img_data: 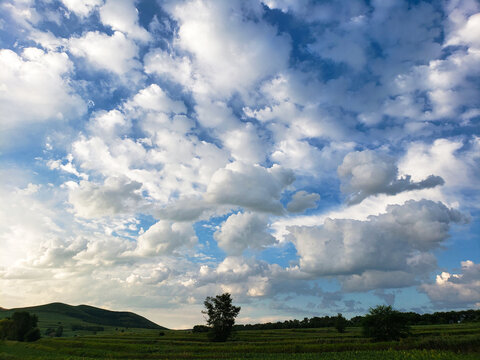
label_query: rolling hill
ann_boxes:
[0,302,167,332]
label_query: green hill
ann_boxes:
[0,302,167,334]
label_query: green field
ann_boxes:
[1,323,479,360]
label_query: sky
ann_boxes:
[0,0,479,329]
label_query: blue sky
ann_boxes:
[0,0,479,329]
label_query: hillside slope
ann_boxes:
[0,302,167,331]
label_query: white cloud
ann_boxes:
[60,0,102,18]
[99,0,151,42]
[287,199,467,277]
[68,177,145,218]
[193,96,238,130]
[385,26,480,123]
[69,31,140,74]
[206,162,295,214]
[134,220,197,256]
[28,30,66,51]
[341,270,417,292]
[0,182,62,269]
[399,138,480,189]
[88,109,131,139]
[309,27,367,71]
[338,150,444,204]
[47,155,87,179]
[0,48,86,130]
[154,197,213,222]
[129,84,186,114]
[214,212,276,255]
[144,49,193,87]
[197,256,274,299]
[421,260,480,308]
[1,0,41,28]
[72,136,146,177]
[287,191,320,213]
[165,0,291,96]
[220,122,267,164]
[446,12,480,48]
[70,97,230,206]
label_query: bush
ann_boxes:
[362,305,410,341]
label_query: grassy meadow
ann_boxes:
[1,322,479,360]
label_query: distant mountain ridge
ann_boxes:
[0,302,166,330]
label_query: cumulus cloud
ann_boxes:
[60,0,102,18]
[87,109,131,138]
[421,260,480,308]
[446,12,480,49]
[99,0,151,42]
[154,197,212,222]
[163,0,291,96]
[129,84,186,114]
[67,177,145,218]
[134,220,197,256]
[220,122,268,164]
[338,150,444,204]
[206,162,295,214]
[287,199,467,278]
[287,191,320,213]
[72,136,146,178]
[0,48,86,130]
[197,256,274,298]
[341,270,417,293]
[214,212,276,255]
[144,49,193,87]
[0,182,62,270]
[47,155,87,179]
[69,31,140,74]
[399,138,480,189]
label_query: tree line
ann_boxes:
[195,293,480,343]
[232,308,480,331]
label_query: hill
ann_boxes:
[0,302,167,332]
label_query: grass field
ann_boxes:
[1,323,479,359]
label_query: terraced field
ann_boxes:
[1,323,479,359]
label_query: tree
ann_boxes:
[0,312,40,342]
[334,313,347,333]
[362,305,410,341]
[202,293,241,342]
[12,311,39,341]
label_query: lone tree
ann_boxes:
[362,305,410,341]
[202,293,240,342]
